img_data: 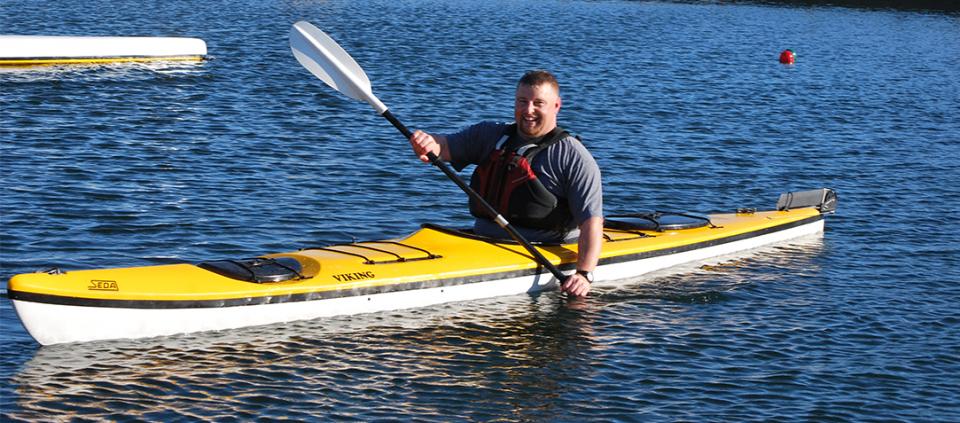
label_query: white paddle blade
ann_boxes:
[290,21,387,113]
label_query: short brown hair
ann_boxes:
[518,70,559,94]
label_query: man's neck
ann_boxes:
[517,125,558,142]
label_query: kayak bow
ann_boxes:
[7,189,836,345]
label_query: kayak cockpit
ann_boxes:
[198,257,306,283]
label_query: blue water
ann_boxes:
[2,0,959,420]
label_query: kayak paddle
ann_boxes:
[289,20,567,283]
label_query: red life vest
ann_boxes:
[468,124,574,231]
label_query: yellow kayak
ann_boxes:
[8,189,836,345]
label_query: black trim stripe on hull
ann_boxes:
[8,215,823,310]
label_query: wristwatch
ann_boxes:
[576,269,594,283]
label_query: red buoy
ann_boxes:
[779,49,795,64]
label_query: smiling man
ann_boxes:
[408,70,603,297]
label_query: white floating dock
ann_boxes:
[0,35,207,66]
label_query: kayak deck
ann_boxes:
[9,208,822,306]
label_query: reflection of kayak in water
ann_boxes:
[0,35,206,67]
[8,189,836,346]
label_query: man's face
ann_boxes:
[514,83,561,138]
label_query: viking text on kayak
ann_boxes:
[332,271,375,282]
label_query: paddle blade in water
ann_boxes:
[290,21,386,113]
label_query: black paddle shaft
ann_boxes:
[380,109,567,282]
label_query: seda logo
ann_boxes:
[88,280,119,291]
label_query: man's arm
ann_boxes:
[562,216,603,297]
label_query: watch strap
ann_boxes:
[576,269,594,283]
